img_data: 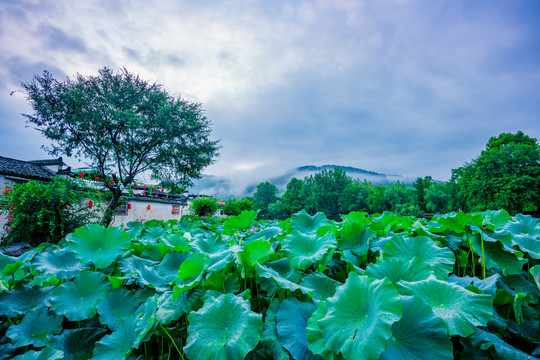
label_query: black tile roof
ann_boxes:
[0,156,56,181]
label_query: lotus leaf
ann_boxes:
[52,327,108,360]
[256,260,312,296]
[156,251,190,282]
[173,252,209,299]
[6,307,62,347]
[503,214,540,259]
[366,257,435,284]
[383,234,455,279]
[10,347,64,360]
[67,224,131,269]
[96,288,140,330]
[469,237,526,276]
[306,301,336,359]
[140,226,171,244]
[283,230,337,270]
[379,296,453,360]
[469,328,535,360]
[160,233,191,251]
[156,287,203,325]
[184,293,263,360]
[398,276,493,337]
[258,299,291,360]
[224,210,258,230]
[337,222,374,256]
[204,271,240,293]
[0,285,53,316]
[276,297,318,360]
[341,211,371,225]
[236,238,274,276]
[446,274,500,299]
[291,210,331,235]
[51,271,111,321]
[317,273,402,360]
[298,272,341,303]
[32,248,88,280]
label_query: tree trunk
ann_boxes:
[101,188,122,227]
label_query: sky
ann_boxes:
[1,0,539,185]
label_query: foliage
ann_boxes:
[425,182,452,213]
[223,198,253,216]
[413,176,433,212]
[0,177,101,247]
[302,168,351,219]
[189,197,218,217]
[451,131,540,213]
[20,67,220,226]
[253,182,278,219]
[0,209,538,359]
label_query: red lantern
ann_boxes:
[147,204,151,210]
[88,200,94,208]
[128,203,132,209]
[153,187,157,191]
[134,184,138,188]
[110,179,114,184]
[143,185,147,190]
[94,177,99,181]
[173,207,177,212]
[161,188,165,192]
[79,172,85,178]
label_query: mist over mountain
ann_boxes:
[188,165,417,199]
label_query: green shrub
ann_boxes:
[190,197,218,217]
[0,176,101,247]
[223,198,254,216]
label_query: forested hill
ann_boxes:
[189,164,416,198]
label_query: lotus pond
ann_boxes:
[0,209,539,359]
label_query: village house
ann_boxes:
[0,155,193,239]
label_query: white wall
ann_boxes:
[109,198,189,227]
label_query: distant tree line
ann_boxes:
[238,131,540,220]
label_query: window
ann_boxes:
[172,205,180,215]
[115,201,129,216]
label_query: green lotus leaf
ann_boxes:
[306,301,337,359]
[340,249,365,275]
[172,252,209,299]
[469,328,535,360]
[67,224,131,269]
[236,238,274,276]
[283,230,337,270]
[530,264,540,290]
[51,271,111,321]
[469,236,526,276]
[204,271,240,293]
[184,293,263,360]
[139,244,169,261]
[118,254,158,275]
[379,296,453,360]
[246,226,282,244]
[96,288,140,330]
[156,251,190,282]
[256,260,312,296]
[126,221,144,240]
[134,264,168,292]
[139,226,171,244]
[436,211,483,234]
[290,210,331,235]
[6,307,62,348]
[366,257,435,284]
[341,211,371,225]
[503,214,540,259]
[52,327,108,360]
[318,273,402,360]
[93,295,157,359]
[298,272,341,303]
[160,233,191,252]
[32,248,88,280]
[497,274,540,299]
[259,299,290,360]
[276,297,318,360]
[370,212,414,236]
[446,274,500,299]
[0,285,53,316]
[10,347,64,360]
[337,222,374,256]
[398,276,493,337]
[224,210,258,230]
[483,209,513,228]
[0,252,17,272]
[191,233,232,268]
[383,234,455,279]
[156,287,203,325]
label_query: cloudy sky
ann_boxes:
[1,0,539,184]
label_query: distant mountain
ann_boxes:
[188,164,416,198]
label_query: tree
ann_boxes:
[424,182,452,213]
[302,168,351,219]
[253,182,278,218]
[282,178,304,216]
[190,197,218,217]
[0,177,101,246]
[223,198,254,216]
[20,67,220,226]
[451,131,540,213]
[413,176,433,211]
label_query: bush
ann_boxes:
[223,198,254,216]
[190,197,218,217]
[0,176,101,247]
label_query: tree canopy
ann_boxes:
[451,131,540,213]
[21,67,220,225]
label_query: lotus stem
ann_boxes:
[159,322,185,360]
[480,229,486,279]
